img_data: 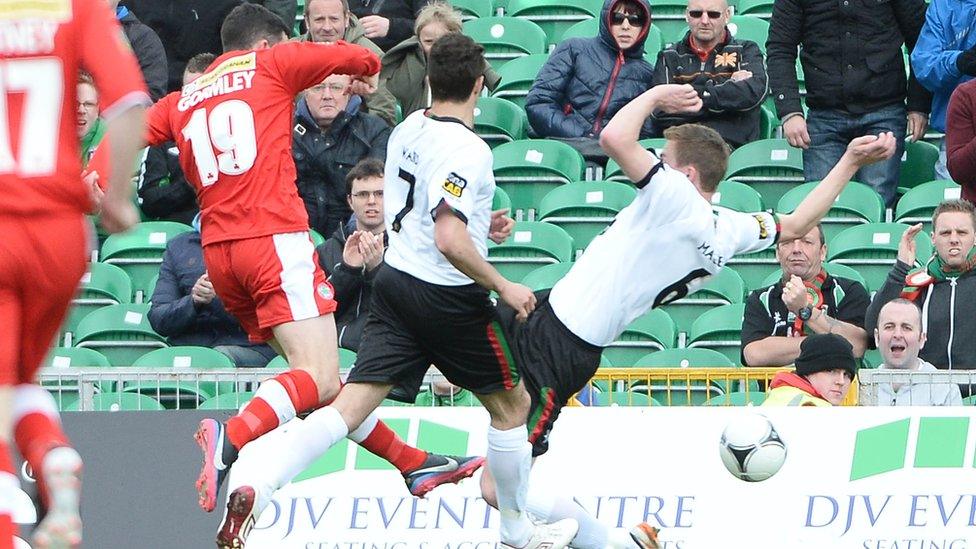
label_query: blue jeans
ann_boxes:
[214,344,277,368]
[804,104,906,207]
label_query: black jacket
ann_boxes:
[766,0,932,118]
[866,260,976,370]
[525,0,654,139]
[119,9,168,101]
[148,231,274,356]
[316,218,384,352]
[651,31,767,149]
[138,143,198,226]
[347,0,428,52]
[293,97,390,237]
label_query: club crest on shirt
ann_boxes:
[442,172,467,198]
[753,214,770,240]
[317,283,333,300]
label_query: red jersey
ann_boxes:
[0,0,149,216]
[146,41,381,246]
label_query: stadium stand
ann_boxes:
[538,180,636,253]
[491,138,586,219]
[487,220,575,282]
[776,181,885,243]
[462,16,548,70]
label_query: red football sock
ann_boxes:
[358,420,428,474]
[225,369,319,450]
[13,412,69,508]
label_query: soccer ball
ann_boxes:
[718,413,787,482]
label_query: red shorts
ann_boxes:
[204,232,337,343]
[0,215,89,385]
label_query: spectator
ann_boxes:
[650,0,766,149]
[137,53,213,225]
[525,0,654,143]
[873,299,962,406]
[78,72,104,169]
[380,1,499,119]
[865,200,976,379]
[148,215,277,368]
[298,0,397,126]
[946,79,976,203]
[741,225,870,367]
[762,333,856,406]
[347,0,428,52]
[315,158,386,351]
[294,74,391,237]
[766,0,931,207]
[124,0,243,92]
[110,0,168,101]
[910,0,976,180]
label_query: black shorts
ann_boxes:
[348,265,520,401]
[497,290,603,457]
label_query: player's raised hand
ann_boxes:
[897,223,924,266]
[498,281,536,322]
[99,189,139,234]
[844,132,897,167]
[650,84,702,114]
[350,74,378,96]
[488,209,515,244]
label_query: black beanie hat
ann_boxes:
[794,333,857,379]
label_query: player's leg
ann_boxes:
[0,386,18,549]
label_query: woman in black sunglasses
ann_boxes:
[525,0,656,145]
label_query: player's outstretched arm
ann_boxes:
[599,84,702,183]
[100,106,147,234]
[434,211,536,321]
[778,132,896,242]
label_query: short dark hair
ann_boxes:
[185,53,216,75]
[345,157,385,195]
[932,198,976,232]
[427,33,486,104]
[662,124,730,192]
[221,4,290,52]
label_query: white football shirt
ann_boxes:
[549,153,779,347]
[383,110,495,286]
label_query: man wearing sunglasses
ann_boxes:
[526,0,655,145]
[649,0,767,149]
[767,0,930,208]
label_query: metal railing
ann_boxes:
[857,369,976,406]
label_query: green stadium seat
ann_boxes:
[538,180,636,253]
[64,392,165,412]
[267,348,357,370]
[662,267,745,335]
[776,181,884,243]
[898,140,940,195]
[759,103,777,139]
[493,186,513,211]
[492,139,586,219]
[703,390,767,406]
[463,17,548,71]
[605,138,668,182]
[726,15,769,53]
[42,347,112,410]
[74,304,167,366]
[488,221,574,282]
[602,309,677,367]
[490,54,549,109]
[726,246,780,292]
[725,138,805,209]
[451,0,495,20]
[735,0,775,18]
[61,262,132,346]
[146,274,159,301]
[198,391,255,410]
[962,395,976,406]
[894,180,962,233]
[505,0,602,46]
[649,0,694,43]
[475,96,529,149]
[558,18,665,65]
[760,261,870,294]
[826,223,933,292]
[862,348,883,369]
[100,221,193,302]
[310,229,326,247]
[711,180,764,212]
[124,346,236,408]
[687,303,745,365]
[590,391,657,406]
[415,388,483,407]
[631,348,737,405]
[521,262,573,291]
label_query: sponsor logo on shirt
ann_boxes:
[753,214,770,240]
[0,0,70,21]
[178,52,257,111]
[442,172,467,198]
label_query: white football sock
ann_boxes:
[268,406,349,490]
[526,493,609,549]
[487,424,533,546]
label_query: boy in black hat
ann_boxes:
[762,333,857,406]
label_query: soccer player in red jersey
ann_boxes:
[136,4,482,522]
[0,0,150,547]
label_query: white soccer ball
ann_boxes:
[719,413,787,482]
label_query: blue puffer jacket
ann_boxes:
[910,0,976,132]
[525,0,654,138]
